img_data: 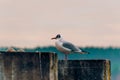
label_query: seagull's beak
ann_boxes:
[51,37,56,40]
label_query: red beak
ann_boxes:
[51,37,56,40]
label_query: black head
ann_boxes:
[51,34,61,40]
[56,34,61,38]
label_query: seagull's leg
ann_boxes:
[65,54,68,61]
[64,54,68,67]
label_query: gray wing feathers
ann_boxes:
[62,42,80,52]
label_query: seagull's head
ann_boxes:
[51,34,61,40]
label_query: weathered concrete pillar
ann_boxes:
[0,52,58,80]
[58,60,111,80]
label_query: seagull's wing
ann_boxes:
[62,42,81,52]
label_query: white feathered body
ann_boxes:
[55,38,83,54]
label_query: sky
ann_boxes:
[0,0,120,47]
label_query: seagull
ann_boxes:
[51,34,89,60]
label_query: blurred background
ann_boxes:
[0,0,120,80]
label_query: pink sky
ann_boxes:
[0,0,120,47]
